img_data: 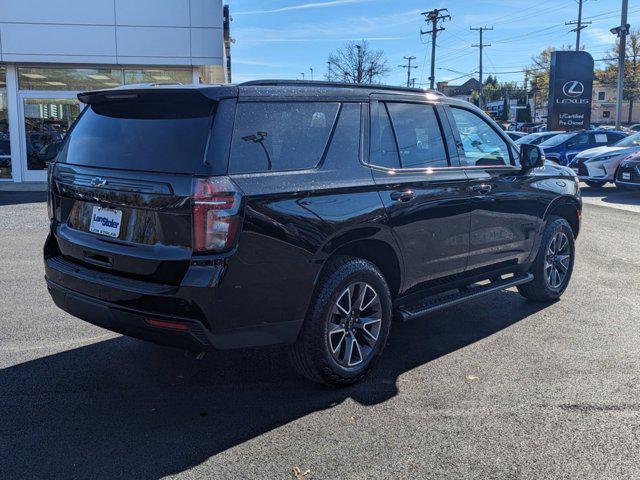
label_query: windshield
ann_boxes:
[515,133,541,145]
[614,132,640,147]
[540,132,574,147]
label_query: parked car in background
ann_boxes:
[615,151,640,189]
[506,131,526,141]
[568,132,640,187]
[515,131,563,146]
[539,129,627,166]
[627,124,640,132]
[44,81,581,386]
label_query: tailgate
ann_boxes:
[51,164,194,284]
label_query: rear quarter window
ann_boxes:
[229,102,339,173]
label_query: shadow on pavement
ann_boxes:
[580,184,640,207]
[1,290,548,479]
[0,191,47,206]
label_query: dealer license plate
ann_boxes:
[89,206,122,238]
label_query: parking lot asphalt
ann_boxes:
[1,185,639,480]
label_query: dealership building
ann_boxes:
[0,0,229,185]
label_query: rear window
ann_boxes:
[229,102,339,173]
[58,96,214,173]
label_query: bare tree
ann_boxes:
[326,40,390,84]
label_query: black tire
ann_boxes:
[290,256,392,386]
[585,180,606,188]
[518,216,575,302]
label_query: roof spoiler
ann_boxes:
[78,84,238,104]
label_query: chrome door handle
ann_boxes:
[390,190,415,202]
[470,184,492,194]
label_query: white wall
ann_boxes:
[0,0,224,67]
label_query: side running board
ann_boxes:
[396,273,534,322]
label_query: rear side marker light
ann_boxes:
[145,318,189,331]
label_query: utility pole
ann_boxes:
[613,0,629,129]
[566,0,591,51]
[399,56,418,88]
[471,26,493,109]
[420,8,450,90]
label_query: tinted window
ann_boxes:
[606,132,624,144]
[569,133,590,146]
[375,103,401,169]
[323,103,361,167]
[59,97,214,173]
[386,103,448,168]
[450,107,511,166]
[230,102,339,173]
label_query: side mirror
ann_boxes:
[520,143,545,170]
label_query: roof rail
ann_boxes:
[239,79,445,96]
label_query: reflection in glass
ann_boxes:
[198,65,225,84]
[0,66,10,178]
[18,67,123,91]
[124,68,193,85]
[24,98,80,170]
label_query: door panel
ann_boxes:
[464,169,541,269]
[373,169,470,289]
[369,98,470,290]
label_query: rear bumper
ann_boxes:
[47,278,215,351]
[44,253,304,351]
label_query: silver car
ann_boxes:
[568,132,640,187]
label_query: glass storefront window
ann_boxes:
[124,68,192,85]
[198,65,225,84]
[0,66,10,179]
[24,98,81,171]
[18,67,123,91]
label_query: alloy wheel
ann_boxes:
[545,231,571,290]
[327,282,382,368]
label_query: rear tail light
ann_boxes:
[192,176,243,253]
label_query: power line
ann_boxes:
[471,26,493,109]
[420,8,451,89]
[398,55,418,88]
[566,0,591,50]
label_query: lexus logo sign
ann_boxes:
[562,81,585,97]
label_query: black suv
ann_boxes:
[44,81,581,386]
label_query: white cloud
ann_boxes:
[234,9,421,44]
[587,27,616,47]
[235,0,372,15]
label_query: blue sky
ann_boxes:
[226,0,640,87]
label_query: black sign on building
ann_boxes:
[547,51,594,131]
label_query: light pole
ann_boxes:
[309,67,314,80]
[300,72,305,80]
